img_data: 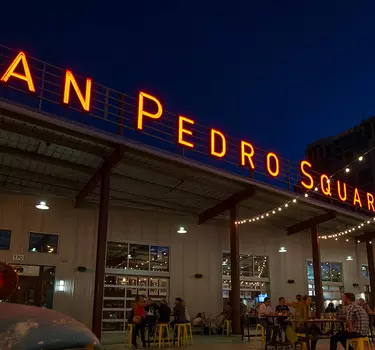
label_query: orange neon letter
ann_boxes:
[353,188,363,207]
[0,51,35,92]
[320,174,332,196]
[63,70,92,112]
[367,192,375,212]
[137,91,163,130]
[240,141,255,170]
[178,116,194,148]
[300,160,314,190]
[266,152,280,177]
[210,129,226,158]
[337,180,347,202]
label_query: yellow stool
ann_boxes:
[223,320,232,336]
[296,333,308,350]
[256,324,265,344]
[346,337,371,350]
[185,323,193,344]
[125,323,134,348]
[174,323,191,347]
[154,323,171,348]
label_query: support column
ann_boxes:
[230,206,240,334]
[311,225,323,319]
[92,166,111,339]
[366,241,375,309]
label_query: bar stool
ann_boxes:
[256,323,265,344]
[125,323,134,347]
[346,337,371,350]
[154,323,171,348]
[223,320,232,336]
[185,323,193,344]
[174,323,190,347]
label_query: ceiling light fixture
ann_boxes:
[279,246,287,253]
[36,201,49,210]
[177,226,187,235]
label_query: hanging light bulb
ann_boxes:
[345,168,350,173]
[359,156,364,161]
[305,193,308,197]
[293,199,297,203]
[314,187,318,191]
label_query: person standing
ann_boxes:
[132,295,147,349]
[330,293,369,350]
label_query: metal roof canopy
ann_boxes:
[0,100,372,238]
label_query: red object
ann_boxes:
[0,262,19,299]
[134,304,146,319]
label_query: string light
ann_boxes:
[319,217,375,239]
[235,147,375,240]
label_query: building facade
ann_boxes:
[0,192,367,334]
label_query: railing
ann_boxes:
[0,44,372,217]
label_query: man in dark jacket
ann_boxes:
[170,297,187,329]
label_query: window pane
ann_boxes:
[29,232,58,254]
[240,254,253,277]
[103,299,125,309]
[222,252,231,276]
[307,260,314,280]
[254,256,269,278]
[103,311,125,320]
[362,265,369,279]
[105,275,128,286]
[129,244,149,271]
[321,262,330,282]
[0,230,11,250]
[330,263,342,282]
[104,287,125,298]
[106,242,128,269]
[150,246,169,272]
[102,321,124,332]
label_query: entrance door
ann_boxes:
[10,265,55,309]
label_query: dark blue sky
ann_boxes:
[2,1,375,161]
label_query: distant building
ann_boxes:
[306,117,375,195]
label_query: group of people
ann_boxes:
[257,293,370,350]
[129,295,190,349]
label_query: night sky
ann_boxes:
[2,1,375,162]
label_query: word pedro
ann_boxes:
[1,51,374,213]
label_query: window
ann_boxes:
[223,253,269,278]
[362,264,369,279]
[28,232,58,254]
[106,242,170,272]
[0,230,11,250]
[128,244,149,271]
[150,246,169,272]
[307,260,343,282]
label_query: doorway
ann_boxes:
[10,265,55,309]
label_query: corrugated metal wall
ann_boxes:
[0,192,364,330]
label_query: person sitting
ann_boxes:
[158,299,171,323]
[259,297,277,344]
[325,302,336,314]
[330,293,369,350]
[192,313,204,326]
[170,297,188,329]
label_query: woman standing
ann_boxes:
[132,295,147,349]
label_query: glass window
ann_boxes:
[104,287,125,298]
[222,252,231,276]
[321,262,331,281]
[103,299,125,309]
[128,244,149,271]
[103,310,125,320]
[106,242,128,269]
[362,265,369,279]
[105,275,128,286]
[307,260,314,280]
[240,254,253,277]
[254,256,269,278]
[0,230,11,250]
[330,262,342,282]
[28,232,58,254]
[150,246,169,272]
[102,322,125,332]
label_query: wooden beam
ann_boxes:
[311,226,323,318]
[229,206,241,334]
[92,165,110,339]
[287,210,336,236]
[198,186,255,224]
[366,241,375,309]
[356,231,375,242]
[74,146,124,208]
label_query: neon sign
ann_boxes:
[1,50,374,214]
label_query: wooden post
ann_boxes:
[92,165,111,339]
[311,225,323,318]
[230,206,241,334]
[366,240,375,309]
